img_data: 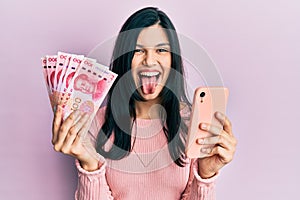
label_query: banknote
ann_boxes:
[41,57,51,95]
[58,54,84,107]
[42,52,116,119]
[45,55,57,93]
[63,59,117,119]
[46,55,57,109]
[52,52,71,103]
[63,58,97,118]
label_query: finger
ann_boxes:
[70,114,93,149]
[209,146,234,164]
[215,112,233,135]
[77,114,93,138]
[54,110,81,151]
[199,123,222,136]
[70,118,94,159]
[71,131,99,163]
[197,136,219,145]
[199,144,214,158]
[52,105,63,144]
[63,113,90,148]
[72,115,94,156]
[198,133,235,152]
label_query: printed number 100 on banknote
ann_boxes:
[63,59,117,119]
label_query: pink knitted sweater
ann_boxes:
[75,106,218,200]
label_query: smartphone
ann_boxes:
[185,87,229,158]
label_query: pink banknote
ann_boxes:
[46,55,57,109]
[52,52,72,104]
[58,54,84,107]
[55,52,72,91]
[41,57,51,95]
[45,55,57,92]
[63,59,117,119]
[42,52,116,118]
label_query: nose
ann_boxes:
[143,50,157,66]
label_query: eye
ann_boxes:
[157,48,169,53]
[134,49,144,54]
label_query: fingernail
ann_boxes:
[198,138,205,145]
[200,148,207,153]
[216,112,222,118]
[53,105,57,113]
[201,148,211,154]
[74,110,81,117]
[201,123,207,130]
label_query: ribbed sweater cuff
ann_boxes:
[75,159,106,180]
[192,160,219,184]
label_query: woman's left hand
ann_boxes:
[197,112,237,178]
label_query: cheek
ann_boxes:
[131,56,139,70]
[159,54,171,68]
[165,67,171,77]
[131,59,139,81]
[162,60,171,76]
[165,56,172,67]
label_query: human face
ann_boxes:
[131,24,171,101]
[74,77,95,94]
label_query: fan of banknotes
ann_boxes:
[41,52,118,119]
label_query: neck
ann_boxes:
[135,98,163,119]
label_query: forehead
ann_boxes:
[136,24,169,47]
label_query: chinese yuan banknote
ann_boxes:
[41,52,117,119]
[63,58,117,119]
[58,54,84,107]
[41,57,50,94]
[45,55,57,109]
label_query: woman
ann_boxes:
[52,7,237,200]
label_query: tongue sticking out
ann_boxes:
[141,76,157,94]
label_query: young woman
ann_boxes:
[52,7,237,200]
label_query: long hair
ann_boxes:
[96,7,191,167]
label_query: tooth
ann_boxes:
[140,72,159,77]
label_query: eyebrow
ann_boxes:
[136,43,170,48]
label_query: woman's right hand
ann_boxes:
[52,105,100,171]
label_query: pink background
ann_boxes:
[1,0,299,199]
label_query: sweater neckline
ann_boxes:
[134,117,164,128]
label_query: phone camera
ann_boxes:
[200,92,205,97]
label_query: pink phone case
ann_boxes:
[185,87,229,158]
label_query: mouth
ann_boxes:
[138,71,161,95]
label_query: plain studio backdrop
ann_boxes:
[0,0,299,199]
